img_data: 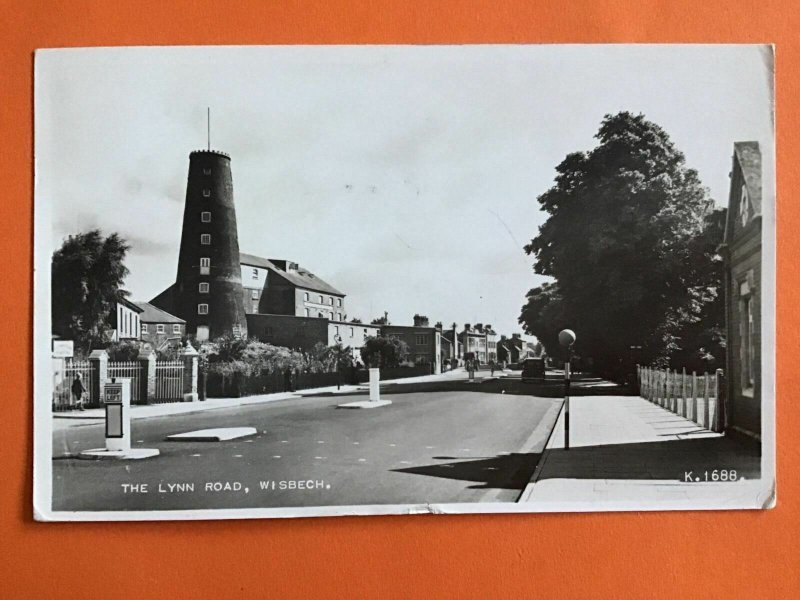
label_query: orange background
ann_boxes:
[1,1,798,598]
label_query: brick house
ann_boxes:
[720,141,763,440]
[239,253,347,321]
[380,315,442,374]
[133,301,186,350]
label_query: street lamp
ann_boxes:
[559,329,576,450]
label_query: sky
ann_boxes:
[35,45,774,339]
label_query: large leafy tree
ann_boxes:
[51,230,130,353]
[520,112,724,376]
[360,335,409,368]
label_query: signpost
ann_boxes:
[559,329,576,450]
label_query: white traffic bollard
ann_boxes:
[369,368,380,402]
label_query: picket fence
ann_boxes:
[637,365,725,433]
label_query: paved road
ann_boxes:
[52,375,562,512]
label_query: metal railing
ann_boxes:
[53,359,95,411]
[637,365,724,432]
[153,360,185,403]
[107,361,143,405]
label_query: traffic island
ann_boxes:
[337,400,392,409]
[78,448,160,460]
[337,367,392,408]
[165,427,258,442]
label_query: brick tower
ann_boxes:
[173,150,248,341]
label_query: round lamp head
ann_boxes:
[558,329,576,347]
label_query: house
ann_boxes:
[380,315,442,374]
[239,253,347,321]
[133,301,186,349]
[459,323,489,364]
[720,141,763,441]
[109,297,143,342]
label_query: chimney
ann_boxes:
[475,323,483,332]
[413,314,429,327]
[464,323,471,331]
[512,333,521,339]
[434,321,443,331]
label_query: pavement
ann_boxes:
[51,368,557,511]
[519,392,768,511]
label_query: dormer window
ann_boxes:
[739,183,751,227]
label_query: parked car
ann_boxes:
[521,357,545,382]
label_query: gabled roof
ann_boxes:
[735,141,762,216]
[239,252,344,296]
[132,301,185,324]
[723,141,762,245]
[117,296,144,313]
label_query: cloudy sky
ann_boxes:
[36,45,773,338]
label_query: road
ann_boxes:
[52,373,562,512]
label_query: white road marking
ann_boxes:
[389,444,396,447]
[314,456,325,460]
[281,440,288,443]
[234,454,243,458]
[484,467,498,471]
[399,461,411,465]
[272,455,281,459]
[358,458,366,462]
[191,454,201,457]
[353,442,360,445]
[498,451,511,455]
[461,449,471,452]
[317,441,325,444]
[245,440,254,443]
[425,446,434,449]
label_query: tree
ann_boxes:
[360,335,409,368]
[520,112,723,377]
[51,230,130,353]
[370,311,390,325]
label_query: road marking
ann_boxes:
[358,458,366,462]
[461,448,471,452]
[136,440,144,443]
[272,455,281,459]
[245,440,254,443]
[281,440,288,443]
[191,454,201,457]
[389,444,396,447]
[314,456,325,460]
[399,461,411,465]
[425,446,434,449]
[234,454,243,458]
[484,467,498,471]
[498,451,511,455]
[317,441,325,444]
[353,442,360,445]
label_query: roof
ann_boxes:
[132,301,185,324]
[239,252,344,296]
[117,296,144,313]
[734,141,762,216]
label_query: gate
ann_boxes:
[153,360,184,403]
[53,359,95,411]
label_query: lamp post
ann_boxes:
[559,329,576,450]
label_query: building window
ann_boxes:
[319,294,323,304]
[141,323,148,334]
[318,312,324,318]
[199,282,209,294]
[350,327,354,336]
[156,324,165,334]
[416,334,429,345]
[337,313,342,321]
[198,304,209,315]
[328,297,333,305]
[251,268,258,279]
[252,302,259,313]
[305,308,310,317]
[740,282,755,393]
[337,298,342,307]
[202,188,211,197]
[203,167,211,175]
[304,292,309,301]
[201,211,211,223]
[200,234,211,245]
[200,257,210,275]
[173,324,181,334]
[334,325,339,334]
[251,289,259,299]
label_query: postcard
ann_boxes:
[33,45,775,520]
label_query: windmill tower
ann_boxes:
[173,147,248,341]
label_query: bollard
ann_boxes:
[103,378,131,452]
[369,368,380,402]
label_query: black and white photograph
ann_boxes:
[33,44,775,520]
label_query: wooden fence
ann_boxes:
[637,365,725,433]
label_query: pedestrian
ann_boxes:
[490,359,495,376]
[71,372,86,411]
[284,366,294,393]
